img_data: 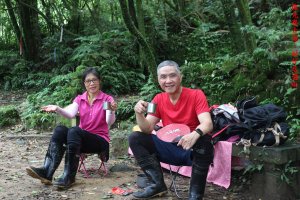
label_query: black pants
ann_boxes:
[51,125,109,156]
[128,132,213,167]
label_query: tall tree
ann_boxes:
[4,0,22,43]
[119,0,157,85]
[236,0,256,53]
[136,0,147,73]
[40,0,54,34]
[220,0,245,54]
[16,0,42,62]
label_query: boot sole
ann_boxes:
[53,181,75,190]
[26,167,52,185]
[132,190,168,199]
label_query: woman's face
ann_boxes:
[84,73,101,94]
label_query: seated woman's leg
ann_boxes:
[54,127,108,189]
[26,125,68,185]
[128,132,167,199]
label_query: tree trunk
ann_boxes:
[16,0,41,62]
[220,0,245,54]
[136,0,147,74]
[4,0,22,43]
[119,0,158,85]
[70,0,81,34]
[40,0,54,34]
[236,0,257,53]
[128,0,138,27]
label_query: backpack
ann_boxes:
[237,101,289,146]
[210,97,289,146]
[210,104,248,144]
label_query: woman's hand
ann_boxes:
[110,101,118,111]
[41,105,59,113]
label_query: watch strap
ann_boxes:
[195,128,204,137]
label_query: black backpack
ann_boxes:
[211,97,289,146]
[237,101,289,146]
[210,104,249,144]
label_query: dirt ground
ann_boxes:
[0,125,250,200]
[0,91,248,200]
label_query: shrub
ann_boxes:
[0,105,20,127]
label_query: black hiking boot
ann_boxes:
[132,154,167,199]
[53,145,80,190]
[26,142,65,185]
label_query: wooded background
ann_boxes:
[0,0,299,139]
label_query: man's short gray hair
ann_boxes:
[157,60,181,74]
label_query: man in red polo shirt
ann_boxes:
[129,60,214,200]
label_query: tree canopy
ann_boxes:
[0,0,299,138]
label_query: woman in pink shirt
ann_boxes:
[26,67,117,189]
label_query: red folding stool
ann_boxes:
[78,150,109,178]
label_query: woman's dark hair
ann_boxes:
[81,67,101,85]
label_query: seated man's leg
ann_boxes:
[151,134,193,166]
[128,132,167,199]
[189,135,214,200]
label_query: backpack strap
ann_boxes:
[266,122,287,146]
[252,132,265,146]
[236,138,251,155]
[212,125,230,139]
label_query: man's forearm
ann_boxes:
[193,121,213,136]
[136,113,152,134]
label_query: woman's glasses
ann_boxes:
[84,79,99,85]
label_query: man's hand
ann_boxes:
[134,100,148,114]
[41,105,58,112]
[177,131,200,150]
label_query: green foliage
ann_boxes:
[181,60,232,104]
[116,97,138,122]
[166,24,231,63]
[97,58,145,95]
[0,105,20,127]
[139,76,161,102]
[0,51,28,90]
[279,161,299,185]
[256,7,290,30]
[20,69,82,130]
[243,163,264,174]
[288,118,300,141]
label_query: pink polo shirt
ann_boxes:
[73,91,114,142]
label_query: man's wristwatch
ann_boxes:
[195,128,204,137]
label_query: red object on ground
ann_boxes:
[156,123,190,143]
[111,187,133,196]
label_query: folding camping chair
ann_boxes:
[165,164,191,199]
[78,150,109,178]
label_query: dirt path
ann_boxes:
[0,91,247,200]
[0,127,248,200]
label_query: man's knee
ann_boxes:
[192,135,214,165]
[128,131,143,146]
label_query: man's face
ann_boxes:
[158,65,182,94]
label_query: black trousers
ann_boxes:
[128,132,213,167]
[51,125,109,155]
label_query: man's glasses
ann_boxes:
[84,79,99,85]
